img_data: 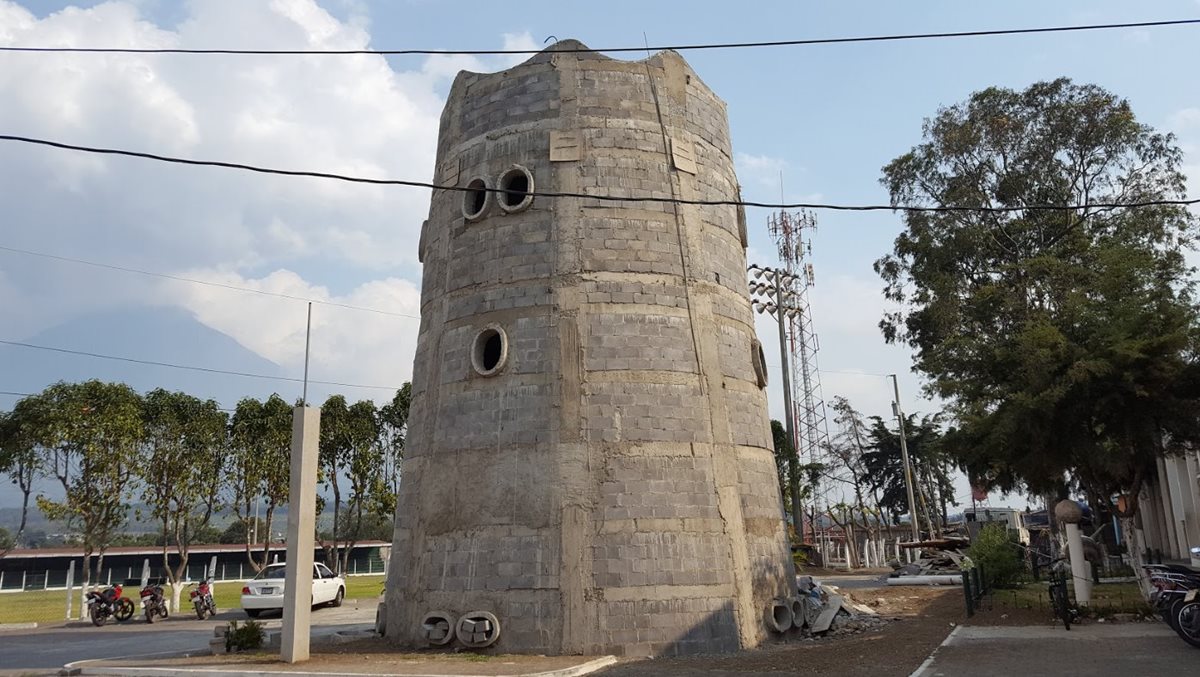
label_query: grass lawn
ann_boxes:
[0,588,70,624]
[0,575,386,625]
[992,581,1150,615]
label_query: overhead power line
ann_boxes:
[3,134,1196,214]
[0,18,1196,55]
[0,339,398,391]
[0,244,419,320]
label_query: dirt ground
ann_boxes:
[94,586,962,676]
[597,586,962,676]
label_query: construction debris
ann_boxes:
[795,577,887,638]
[887,537,971,585]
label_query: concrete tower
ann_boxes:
[386,40,795,657]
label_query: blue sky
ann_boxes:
[2,0,1198,510]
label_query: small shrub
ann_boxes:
[967,523,1023,588]
[225,619,265,652]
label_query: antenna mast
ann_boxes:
[767,208,831,544]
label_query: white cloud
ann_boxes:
[1169,107,1200,132]
[735,152,788,193]
[0,0,532,402]
[162,268,422,392]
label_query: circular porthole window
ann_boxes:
[471,325,508,376]
[497,165,534,213]
[751,339,768,389]
[461,177,490,222]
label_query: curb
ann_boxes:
[0,621,38,631]
[64,655,617,677]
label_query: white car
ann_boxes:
[240,562,345,617]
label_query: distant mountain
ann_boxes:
[0,305,286,410]
[0,306,289,508]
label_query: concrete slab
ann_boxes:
[911,623,1192,677]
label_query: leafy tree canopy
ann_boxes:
[876,78,1200,503]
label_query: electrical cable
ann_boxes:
[0,18,1195,55]
[0,244,419,320]
[0,339,399,391]
[3,134,1196,213]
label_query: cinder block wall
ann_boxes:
[386,40,794,658]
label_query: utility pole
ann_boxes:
[749,265,804,541]
[890,374,921,543]
[775,279,802,541]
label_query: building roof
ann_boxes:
[0,540,389,560]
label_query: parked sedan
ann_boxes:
[240,562,345,618]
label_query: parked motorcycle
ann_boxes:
[85,584,135,627]
[189,578,217,620]
[139,583,169,623]
[1145,558,1200,648]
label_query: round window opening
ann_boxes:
[462,177,489,221]
[472,326,508,376]
[498,165,534,213]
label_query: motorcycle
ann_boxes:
[189,578,217,620]
[139,583,169,623]
[85,584,135,627]
[1145,557,1200,648]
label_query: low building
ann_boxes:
[0,541,390,592]
[1136,453,1200,566]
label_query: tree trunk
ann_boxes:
[0,477,32,557]
[260,504,277,568]
[1119,515,1152,599]
[80,551,93,620]
[171,581,187,616]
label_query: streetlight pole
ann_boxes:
[890,374,921,543]
[749,265,804,542]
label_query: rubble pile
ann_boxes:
[796,576,887,638]
[887,537,970,584]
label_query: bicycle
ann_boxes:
[1047,569,1075,630]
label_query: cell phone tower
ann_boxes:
[767,209,832,542]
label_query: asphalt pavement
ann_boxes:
[0,602,376,676]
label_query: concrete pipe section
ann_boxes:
[456,611,501,648]
[766,599,793,633]
[886,575,963,586]
[421,610,456,646]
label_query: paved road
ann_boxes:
[0,602,376,675]
[913,623,1196,676]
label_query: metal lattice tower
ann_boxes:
[767,210,832,534]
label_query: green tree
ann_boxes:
[140,388,228,610]
[218,518,266,544]
[29,381,143,614]
[860,413,952,533]
[378,383,411,502]
[0,526,13,550]
[770,419,794,518]
[770,419,824,542]
[967,523,1022,587]
[227,395,293,572]
[320,396,392,574]
[876,79,1200,578]
[0,405,42,557]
